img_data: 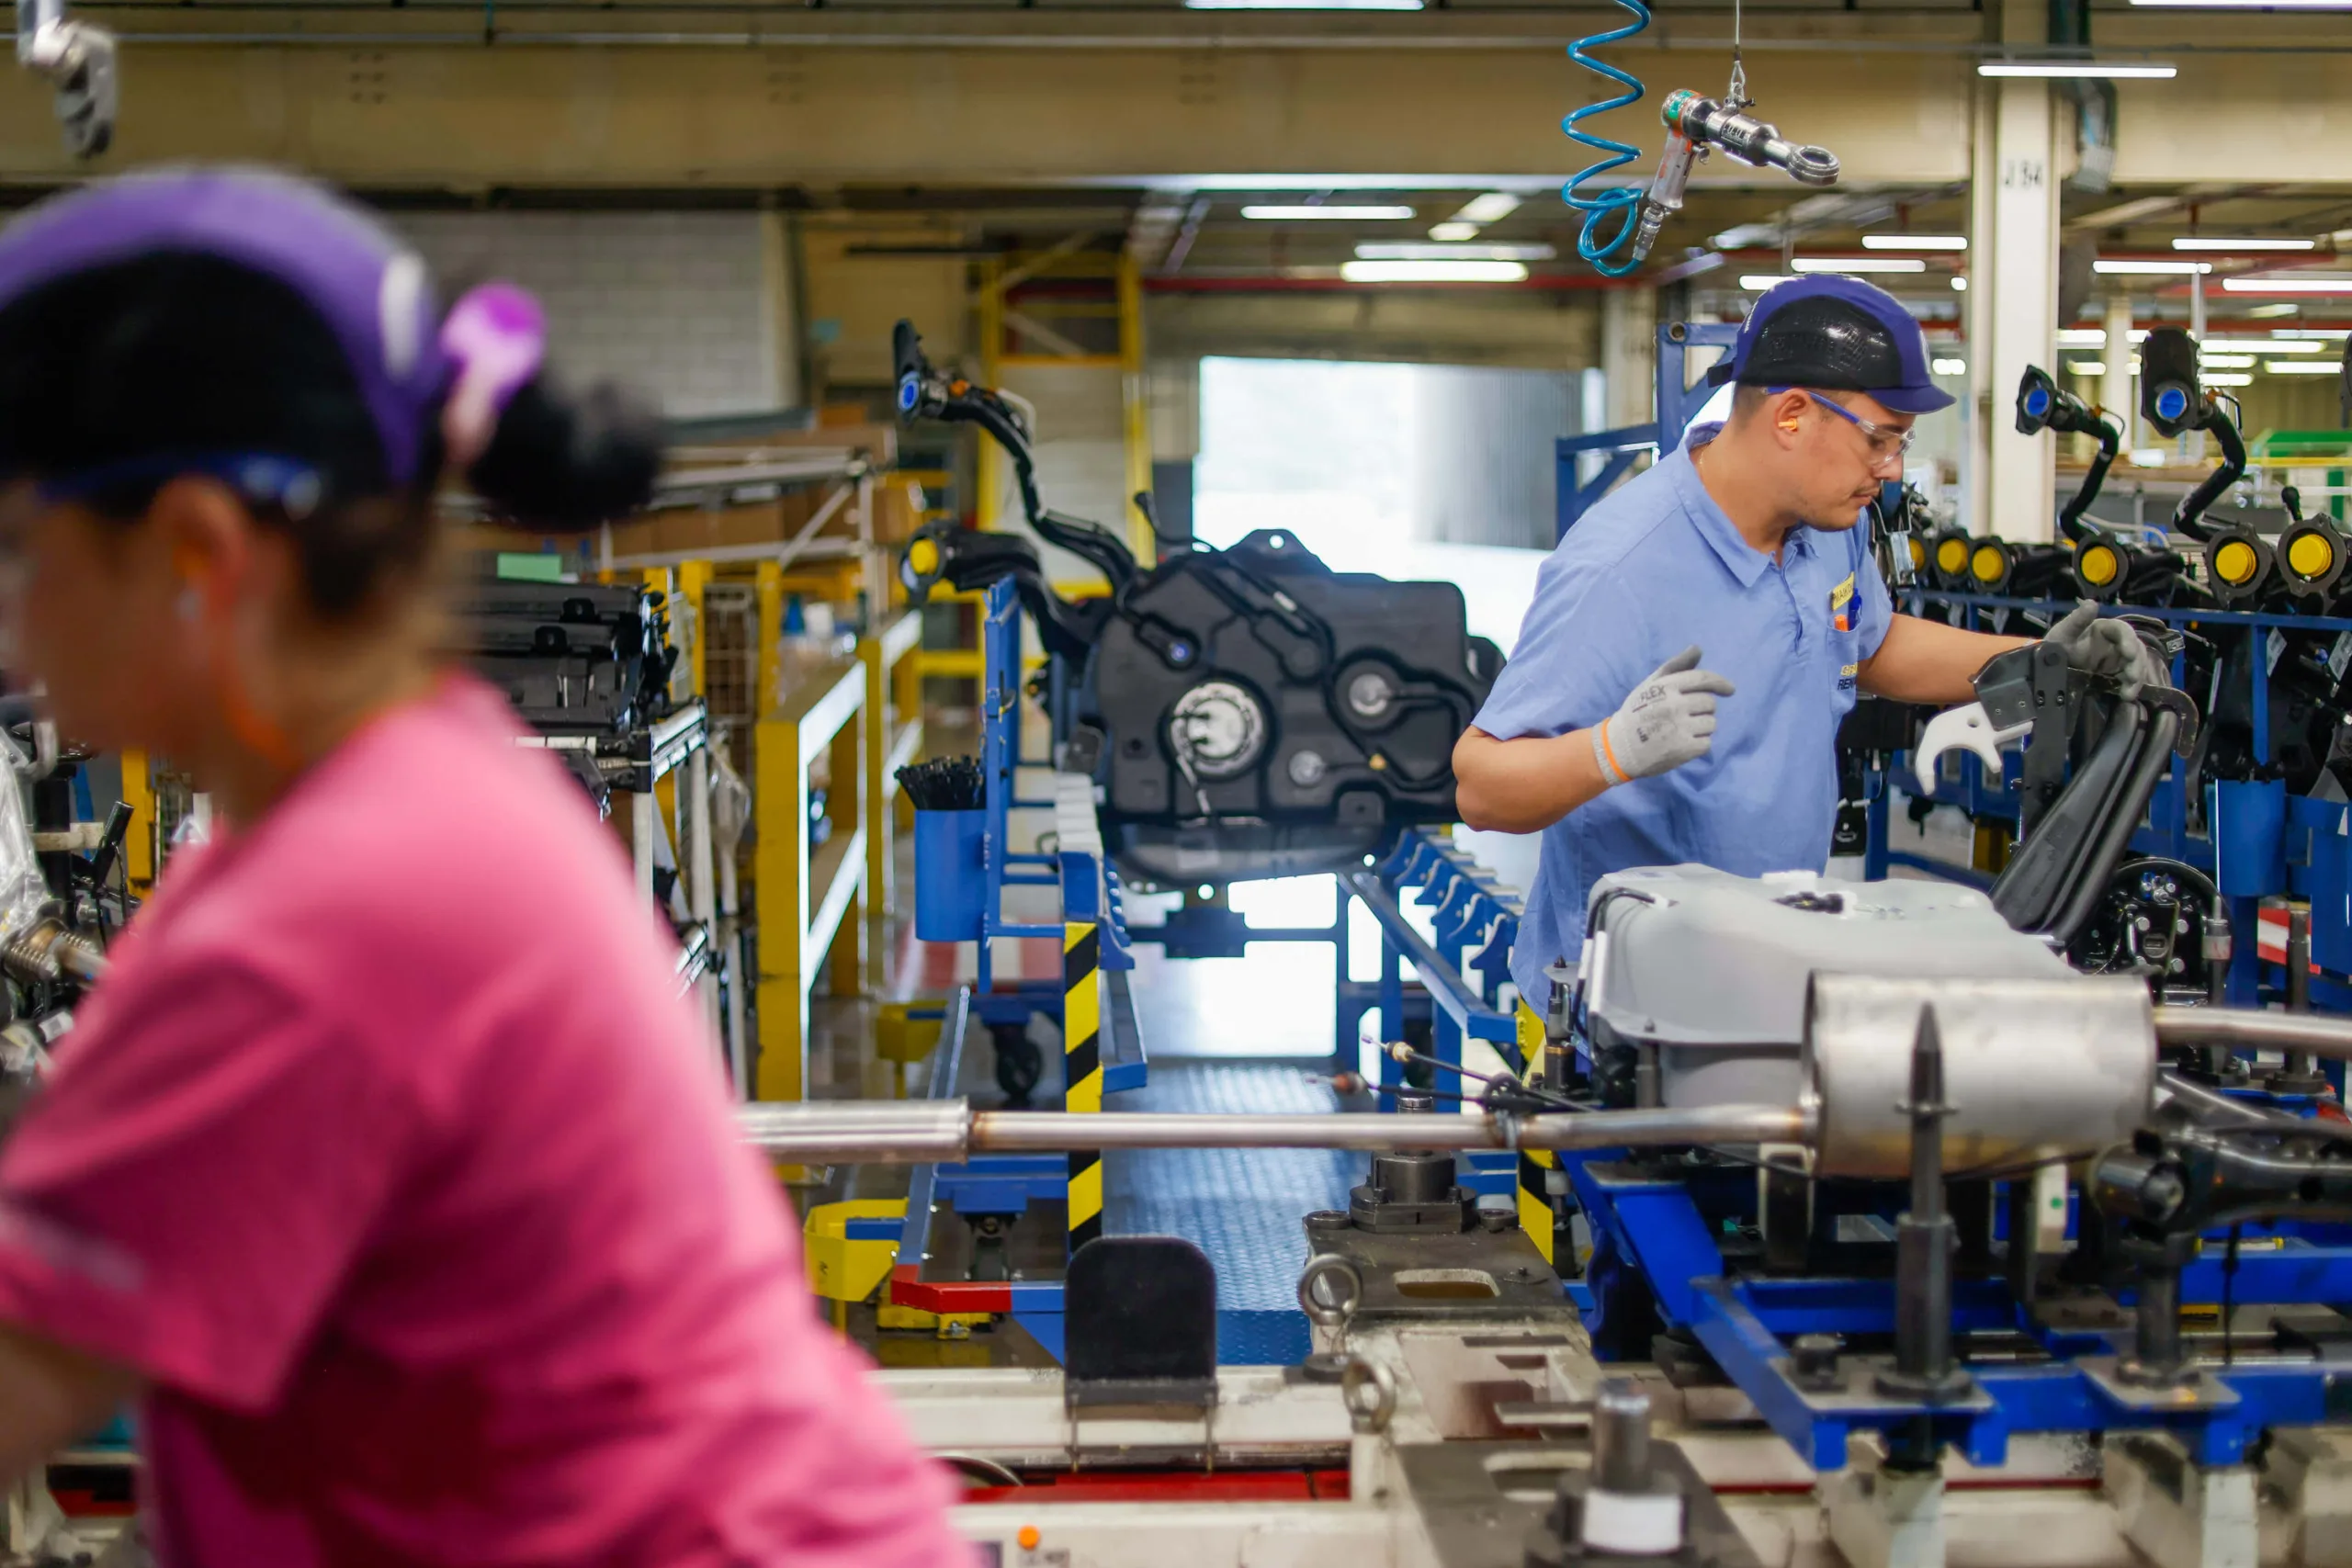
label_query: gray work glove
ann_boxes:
[2043,601,2165,698]
[1592,646,1736,786]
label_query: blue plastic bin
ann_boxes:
[913,808,987,942]
[2214,777,2288,899]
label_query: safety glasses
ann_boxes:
[1778,389,1916,468]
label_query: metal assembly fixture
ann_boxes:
[2,918,106,987]
[1804,973,2154,1179]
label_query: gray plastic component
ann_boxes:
[1584,866,2072,1108]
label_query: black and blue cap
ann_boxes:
[1707,276,1955,416]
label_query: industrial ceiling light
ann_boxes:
[2067,360,2109,376]
[2173,237,2318,252]
[1451,193,1522,226]
[2267,361,2343,374]
[1241,204,1418,220]
[1428,221,1477,243]
[1355,242,1555,262]
[2200,355,2257,367]
[1951,276,1969,290]
[2131,0,2352,9]
[1977,60,2178,77]
[2274,328,2350,338]
[2203,372,2256,385]
[2222,275,2352,293]
[1931,357,1967,375]
[2250,303,2302,318]
[1340,259,1528,283]
[1862,235,1968,252]
[1190,0,1424,10]
[2059,329,2113,345]
[1791,257,1928,274]
[1739,275,1793,290]
[2094,259,2211,275]
[2209,336,2326,351]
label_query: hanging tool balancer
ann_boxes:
[1562,0,1842,276]
[890,321,1503,889]
[1627,91,1839,265]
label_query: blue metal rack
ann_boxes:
[1878,588,2352,1014]
[1555,321,1742,540]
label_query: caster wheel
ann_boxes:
[989,1022,1045,1105]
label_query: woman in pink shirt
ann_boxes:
[0,167,968,1566]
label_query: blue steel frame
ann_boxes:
[1569,1154,2352,1471]
[1555,321,1743,540]
[1877,588,2352,1015]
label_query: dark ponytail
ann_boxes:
[466,373,663,532]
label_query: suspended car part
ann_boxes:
[892,321,1502,887]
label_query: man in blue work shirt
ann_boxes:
[1455,276,2161,1010]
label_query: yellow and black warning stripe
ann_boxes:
[1513,999,1556,1265]
[1064,920,1103,1254]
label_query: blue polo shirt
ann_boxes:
[1477,423,1894,1009]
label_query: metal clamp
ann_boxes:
[1340,1355,1396,1435]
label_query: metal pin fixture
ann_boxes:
[1874,1007,1973,1405]
[2269,908,2331,1096]
[1591,1381,1654,1495]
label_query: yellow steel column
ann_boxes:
[1117,251,1154,567]
[678,558,713,702]
[119,750,155,898]
[754,559,784,713]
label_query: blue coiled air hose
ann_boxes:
[1561,0,1652,278]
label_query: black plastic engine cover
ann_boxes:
[1080,529,1501,883]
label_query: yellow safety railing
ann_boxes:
[753,657,866,1103]
[861,611,926,921]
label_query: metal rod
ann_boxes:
[733,1100,1809,1164]
[2155,1005,2352,1060]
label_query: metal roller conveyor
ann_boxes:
[735,1100,1808,1168]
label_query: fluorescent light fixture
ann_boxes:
[1452,193,1522,225]
[2223,275,2352,294]
[1951,276,1969,291]
[1863,235,1967,252]
[2210,336,2325,352]
[1978,60,2178,77]
[2094,259,2212,275]
[1340,259,1528,283]
[1739,275,1792,291]
[2251,303,2302,318]
[1428,221,1478,243]
[1240,204,1417,221]
[2203,372,2256,386]
[2057,328,2109,345]
[1931,357,1968,375]
[2130,448,2172,466]
[1355,242,1555,262]
[2267,361,2344,375]
[2132,0,2352,8]
[2200,355,2258,368]
[1791,257,1928,275]
[2275,327,2350,338]
[1189,0,1423,9]
[2067,361,2109,376]
[2173,237,2318,252]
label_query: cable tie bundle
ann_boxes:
[896,756,984,811]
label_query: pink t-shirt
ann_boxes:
[0,677,969,1568]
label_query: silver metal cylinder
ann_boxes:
[1590,1381,1653,1495]
[1805,974,2154,1180]
[2154,1005,2352,1061]
[736,1100,970,1165]
[735,1102,1810,1164]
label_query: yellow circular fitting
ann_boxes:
[1908,537,1928,571]
[2214,539,2258,585]
[2078,546,2119,587]
[2289,531,2335,581]
[907,537,940,576]
[1970,545,2007,583]
[1937,538,1967,574]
